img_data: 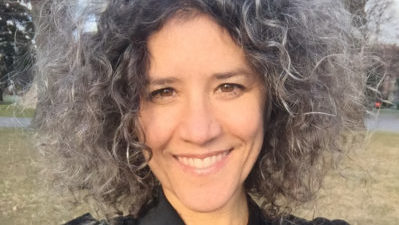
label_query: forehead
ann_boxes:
[146,13,252,79]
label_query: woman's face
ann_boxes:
[139,14,265,213]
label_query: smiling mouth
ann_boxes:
[174,149,232,169]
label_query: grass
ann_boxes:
[378,108,399,118]
[0,104,35,117]
[367,108,399,118]
[0,129,398,224]
[294,132,399,225]
[0,128,89,225]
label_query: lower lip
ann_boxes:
[174,149,232,176]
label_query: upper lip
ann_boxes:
[173,148,233,159]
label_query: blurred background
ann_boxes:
[0,0,398,224]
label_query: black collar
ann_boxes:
[137,190,269,225]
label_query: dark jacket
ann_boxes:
[63,192,349,225]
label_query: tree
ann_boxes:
[344,0,367,35]
[343,0,399,108]
[366,0,398,43]
[343,0,398,42]
[378,44,399,105]
[0,0,34,102]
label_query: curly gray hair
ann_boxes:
[33,0,367,218]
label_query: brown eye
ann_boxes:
[149,87,176,103]
[220,84,235,92]
[218,83,245,92]
[216,83,246,99]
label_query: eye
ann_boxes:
[148,87,176,103]
[215,83,246,98]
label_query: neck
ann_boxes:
[163,188,249,225]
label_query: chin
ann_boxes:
[167,177,244,213]
[179,192,234,212]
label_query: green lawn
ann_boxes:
[379,108,399,118]
[0,104,35,117]
[0,128,90,225]
[294,132,399,225]
[1,129,398,225]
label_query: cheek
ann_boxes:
[216,94,265,141]
[138,104,181,151]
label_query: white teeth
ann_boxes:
[177,152,228,169]
[181,157,190,166]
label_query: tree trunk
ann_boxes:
[0,88,4,102]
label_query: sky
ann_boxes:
[375,0,399,44]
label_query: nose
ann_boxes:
[178,96,222,145]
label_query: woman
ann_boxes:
[33,0,367,224]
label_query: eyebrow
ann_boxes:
[148,68,254,85]
[148,77,180,86]
[213,68,254,80]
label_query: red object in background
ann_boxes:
[375,102,382,108]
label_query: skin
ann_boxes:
[139,14,266,225]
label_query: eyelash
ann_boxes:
[216,83,245,93]
[148,83,246,102]
[149,87,176,100]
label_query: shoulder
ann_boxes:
[247,197,350,225]
[62,213,137,225]
[271,215,350,225]
[62,213,106,225]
